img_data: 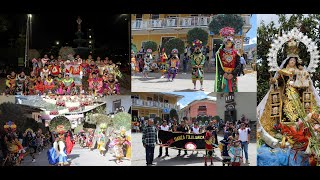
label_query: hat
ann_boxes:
[56,125,66,134]
[286,39,300,59]
[171,48,178,55]
[192,39,203,48]
[220,27,235,43]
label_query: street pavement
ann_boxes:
[131,72,215,92]
[131,132,256,166]
[20,144,130,166]
[237,71,257,92]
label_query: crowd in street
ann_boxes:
[4,54,122,96]
[135,115,251,166]
[75,128,131,164]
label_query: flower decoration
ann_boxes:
[192,39,203,48]
[3,121,17,132]
[219,27,235,43]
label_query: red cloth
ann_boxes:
[219,49,238,69]
[66,134,74,155]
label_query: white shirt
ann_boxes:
[192,127,200,134]
[238,128,250,142]
[160,125,170,131]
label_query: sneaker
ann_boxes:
[32,159,36,163]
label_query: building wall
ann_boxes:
[0,96,15,104]
[189,101,217,117]
[132,92,178,104]
[217,92,257,122]
[103,95,132,114]
[132,108,162,118]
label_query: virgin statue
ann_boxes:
[257,28,320,166]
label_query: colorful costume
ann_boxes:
[204,131,214,166]
[50,65,61,77]
[159,48,168,78]
[215,27,240,92]
[102,74,120,95]
[5,74,16,95]
[143,49,153,77]
[70,64,82,86]
[88,76,103,95]
[228,141,242,166]
[34,80,45,94]
[62,77,75,94]
[16,74,27,95]
[66,131,74,155]
[191,39,206,90]
[44,78,55,92]
[27,75,37,95]
[41,68,50,79]
[167,49,179,81]
[48,125,69,166]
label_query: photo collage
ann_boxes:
[0,14,319,167]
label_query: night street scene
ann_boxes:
[0,14,130,96]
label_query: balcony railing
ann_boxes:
[132,15,252,31]
[132,99,179,110]
[132,16,211,30]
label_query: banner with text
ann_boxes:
[158,130,206,150]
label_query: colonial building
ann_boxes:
[131,92,184,120]
[131,14,252,57]
[216,92,257,123]
[179,98,217,121]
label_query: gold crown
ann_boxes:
[286,39,300,58]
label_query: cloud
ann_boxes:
[249,37,257,44]
[177,102,186,109]
[207,96,217,101]
[257,14,281,27]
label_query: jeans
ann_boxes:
[241,141,248,160]
[183,63,187,73]
[145,145,155,165]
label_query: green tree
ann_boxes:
[113,112,131,131]
[169,109,179,120]
[49,116,71,132]
[131,43,138,54]
[187,27,209,46]
[143,41,158,52]
[257,14,320,104]
[163,38,185,56]
[209,14,244,34]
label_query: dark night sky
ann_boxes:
[0,14,129,52]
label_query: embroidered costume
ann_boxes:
[191,39,206,90]
[167,49,179,82]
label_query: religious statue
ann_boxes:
[257,28,320,166]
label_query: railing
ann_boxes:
[132,99,179,109]
[132,16,211,30]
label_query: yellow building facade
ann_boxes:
[131,14,252,56]
[131,92,184,120]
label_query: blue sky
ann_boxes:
[246,14,257,44]
[169,92,216,108]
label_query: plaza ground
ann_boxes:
[131,132,257,166]
[20,144,130,166]
[131,71,256,93]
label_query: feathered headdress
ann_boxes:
[220,27,235,43]
[4,121,17,132]
[193,39,203,48]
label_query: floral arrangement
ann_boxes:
[50,110,59,115]
[3,121,17,132]
[68,107,79,112]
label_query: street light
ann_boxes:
[56,41,60,45]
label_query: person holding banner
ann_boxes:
[158,120,170,158]
[142,119,158,166]
[176,120,189,156]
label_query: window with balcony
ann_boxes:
[136,14,143,20]
[151,14,160,19]
[198,106,207,111]
[147,97,153,101]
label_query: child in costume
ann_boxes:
[103,73,120,95]
[34,76,45,95]
[215,27,240,92]
[54,73,64,95]
[190,39,206,91]
[204,126,215,166]
[50,60,61,78]
[167,49,180,82]
[88,72,103,95]
[62,74,75,95]
[228,140,242,166]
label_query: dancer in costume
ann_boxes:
[23,129,37,162]
[87,130,94,151]
[44,75,55,93]
[97,131,106,156]
[190,39,206,91]
[103,73,120,95]
[16,71,27,95]
[143,49,153,78]
[131,50,138,76]
[54,73,64,95]
[50,60,61,78]
[26,72,37,95]
[97,57,107,77]
[65,130,74,155]
[53,125,69,166]
[167,49,179,82]
[62,74,75,95]
[257,28,320,166]
[88,60,99,79]
[5,71,17,95]
[41,65,51,79]
[215,27,240,92]
[159,48,168,79]
[204,126,215,166]
[88,72,103,95]
[34,76,45,94]
[70,58,83,94]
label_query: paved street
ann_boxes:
[131,72,215,92]
[21,144,130,166]
[131,132,256,166]
[237,71,257,92]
